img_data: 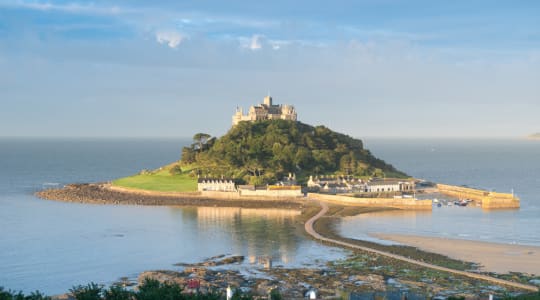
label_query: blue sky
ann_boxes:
[1,0,539,138]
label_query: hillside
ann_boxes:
[182,120,407,185]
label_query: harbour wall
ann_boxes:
[307,193,433,210]
[436,184,520,209]
[201,190,303,200]
[108,184,303,201]
[238,188,303,198]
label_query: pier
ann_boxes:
[436,184,520,209]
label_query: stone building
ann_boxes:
[232,96,297,126]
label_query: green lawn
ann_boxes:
[112,163,198,192]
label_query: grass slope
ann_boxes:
[112,163,197,192]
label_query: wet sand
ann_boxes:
[373,233,540,275]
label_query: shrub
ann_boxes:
[70,283,103,300]
[135,278,184,300]
[26,291,51,300]
[169,165,183,175]
[103,286,132,300]
[269,288,282,300]
[0,288,51,300]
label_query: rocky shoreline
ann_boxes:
[36,183,305,209]
[135,253,532,299]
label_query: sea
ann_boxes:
[0,137,539,294]
[0,138,346,294]
[340,138,540,247]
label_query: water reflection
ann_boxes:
[171,207,304,266]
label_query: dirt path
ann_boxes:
[304,201,539,292]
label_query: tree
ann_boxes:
[181,147,196,164]
[193,133,212,152]
[183,120,407,184]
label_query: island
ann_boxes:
[39,96,438,210]
[34,96,535,299]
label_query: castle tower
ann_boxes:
[263,96,272,106]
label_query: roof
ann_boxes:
[197,178,235,183]
[367,179,414,186]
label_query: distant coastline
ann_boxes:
[528,133,540,140]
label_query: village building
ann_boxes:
[276,173,297,186]
[365,178,415,193]
[232,96,297,126]
[308,175,415,194]
[307,175,366,193]
[197,178,236,192]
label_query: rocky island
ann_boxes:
[38,97,412,206]
[34,97,538,298]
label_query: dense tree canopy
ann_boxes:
[181,120,407,184]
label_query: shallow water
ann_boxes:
[0,138,346,294]
[340,138,540,247]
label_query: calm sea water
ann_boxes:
[0,138,346,294]
[2,138,539,294]
[340,138,540,247]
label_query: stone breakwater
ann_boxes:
[36,183,304,209]
[436,184,520,209]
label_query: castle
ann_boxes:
[232,96,297,126]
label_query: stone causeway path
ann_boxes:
[304,201,539,292]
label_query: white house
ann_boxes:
[365,179,415,193]
[197,178,236,192]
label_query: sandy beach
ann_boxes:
[374,233,540,275]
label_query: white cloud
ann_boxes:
[249,34,262,50]
[239,34,263,51]
[5,0,124,15]
[155,31,185,49]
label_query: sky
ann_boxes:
[0,0,539,138]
